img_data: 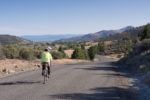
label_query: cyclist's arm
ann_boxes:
[49,54,53,66]
[41,53,44,63]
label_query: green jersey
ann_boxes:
[42,52,53,62]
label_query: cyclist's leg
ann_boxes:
[47,65,50,75]
[46,62,50,78]
[42,62,46,76]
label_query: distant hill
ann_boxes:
[57,26,134,42]
[0,35,31,44]
[21,34,83,42]
[97,25,144,41]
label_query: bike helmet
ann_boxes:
[44,48,48,51]
[47,46,52,50]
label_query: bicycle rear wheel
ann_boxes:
[43,69,48,84]
[43,63,49,84]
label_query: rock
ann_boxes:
[21,69,25,71]
[15,65,18,68]
[37,65,41,68]
[2,68,7,73]
[8,70,15,74]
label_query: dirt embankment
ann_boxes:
[105,54,124,61]
[0,59,88,76]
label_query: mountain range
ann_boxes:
[0,35,31,44]
[57,26,134,42]
[21,34,83,42]
[97,25,144,41]
[20,26,134,42]
[0,26,135,44]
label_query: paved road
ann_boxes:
[0,56,137,100]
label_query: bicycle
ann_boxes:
[42,63,49,84]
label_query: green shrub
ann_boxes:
[81,44,85,49]
[19,48,35,60]
[51,51,67,59]
[58,46,64,52]
[84,50,90,60]
[34,50,42,59]
[72,47,89,60]
[0,44,44,60]
[0,45,5,60]
[139,24,150,40]
[88,46,98,60]
[134,40,150,55]
[98,42,106,54]
[3,45,19,59]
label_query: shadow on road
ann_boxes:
[0,81,40,85]
[75,66,117,71]
[75,61,127,73]
[64,60,141,100]
[94,73,127,77]
[49,87,138,100]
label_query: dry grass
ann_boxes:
[53,59,89,65]
[85,46,91,50]
[0,59,38,75]
[85,41,98,50]
[104,41,113,46]
[86,41,98,46]
[64,49,74,58]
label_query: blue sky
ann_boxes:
[0,0,150,36]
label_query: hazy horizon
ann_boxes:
[0,0,150,36]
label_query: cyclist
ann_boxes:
[41,47,53,78]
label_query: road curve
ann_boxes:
[0,56,137,100]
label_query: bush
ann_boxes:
[84,50,90,60]
[139,24,150,40]
[81,44,85,49]
[58,46,64,52]
[134,40,150,55]
[72,47,89,60]
[19,48,35,60]
[0,45,5,60]
[0,44,44,60]
[51,51,67,59]
[88,46,98,60]
[3,45,20,59]
[98,42,106,54]
[34,50,42,59]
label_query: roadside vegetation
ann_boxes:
[0,43,68,60]
[1,24,150,66]
[71,45,99,61]
[119,24,150,76]
[0,45,42,60]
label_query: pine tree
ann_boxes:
[88,46,98,60]
[139,24,150,40]
[58,46,64,52]
[71,47,89,60]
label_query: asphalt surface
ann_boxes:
[0,56,137,100]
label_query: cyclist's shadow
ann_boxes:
[0,81,40,85]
